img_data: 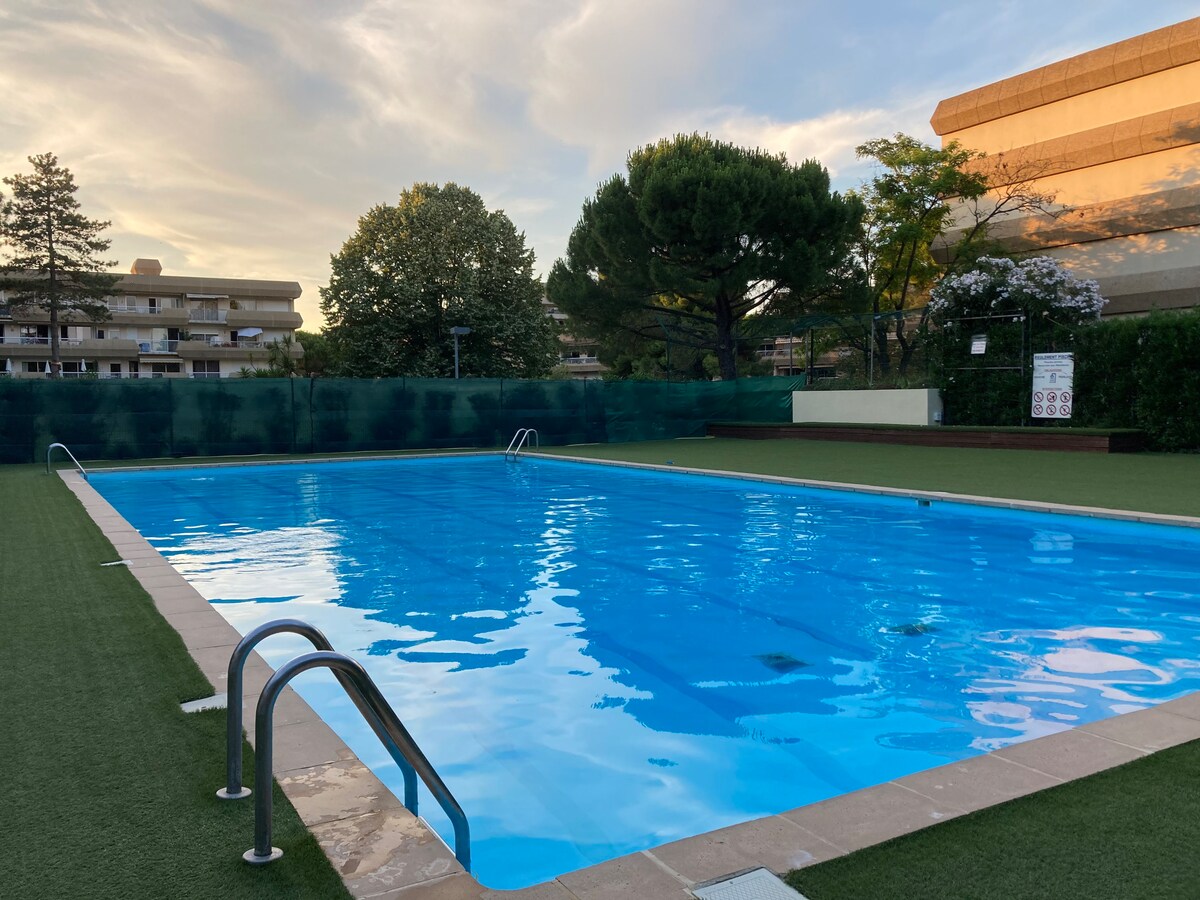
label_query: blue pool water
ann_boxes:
[93,456,1200,888]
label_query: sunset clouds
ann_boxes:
[0,1,1191,326]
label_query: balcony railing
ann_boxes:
[0,336,85,346]
[189,309,228,323]
[107,302,179,315]
[201,339,267,349]
[138,340,179,354]
[561,356,600,365]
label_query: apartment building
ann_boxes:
[0,258,303,378]
[542,298,606,379]
[931,17,1200,316]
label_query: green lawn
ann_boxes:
[0,465,351,899]
[548,437,1200,516]
[12,438,1200,898]
[784,739,1200,900]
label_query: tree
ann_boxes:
[320,183,559,379]
[0,153,119,377]
[295,329,336,376]
[547,134,863,381]
[842,134,1060,377]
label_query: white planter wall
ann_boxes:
[791,389,943,426]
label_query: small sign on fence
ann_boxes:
[1032,352,1074,419]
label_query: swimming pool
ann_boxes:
[93,456,1200,888]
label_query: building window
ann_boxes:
[192,360,220,379]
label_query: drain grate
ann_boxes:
[693,868,806,900]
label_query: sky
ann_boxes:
[1,1,1195,329]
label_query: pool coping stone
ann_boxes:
[60,453,1200,898]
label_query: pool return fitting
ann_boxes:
[219,619,470,870]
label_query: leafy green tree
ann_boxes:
[295,329,336,376]
[547,134,862,381]
[320,183,559,379]
[0,153,118,377]
[843,134,1058,377]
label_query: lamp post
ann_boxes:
[450,326,471,379]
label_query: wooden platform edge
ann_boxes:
[706,424,1144,453]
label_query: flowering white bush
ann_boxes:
[929,256,1106,322]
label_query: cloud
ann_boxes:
[1,0,1195,328]
[693,97,941,185]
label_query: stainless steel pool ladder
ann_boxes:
[505,427,539,459]
[45,442,87,480]
[219,619,470,870]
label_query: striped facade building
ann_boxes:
[931,18,1200,316]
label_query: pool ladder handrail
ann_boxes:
[220,620,470,870]
[45,442,87,480]
[217,619,418,807]
[504,427,539,459]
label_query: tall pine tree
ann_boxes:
[1,153,118,376]
[547,134,862,380]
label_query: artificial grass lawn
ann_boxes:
[786,740,1200,900]
[547,437,1200,517]
[0,465,350,899]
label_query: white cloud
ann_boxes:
[0,0,1193,328]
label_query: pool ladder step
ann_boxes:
[218,618,470,871]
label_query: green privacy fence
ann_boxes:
[0,375,803,464]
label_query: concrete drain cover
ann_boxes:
[693,868,806,900]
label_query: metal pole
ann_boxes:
[807,328,814,385]
[868,316,875,385]
[454,334,460,380]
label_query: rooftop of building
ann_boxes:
[930,17,1200,136]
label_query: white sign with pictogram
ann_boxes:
[1032,353,1074,419]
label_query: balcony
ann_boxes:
[105,302,189,326]
[176,338,280,361]
[188,308,228,324]
[0,337,142,359]
[137,340,180,354]
[225,308,303,329]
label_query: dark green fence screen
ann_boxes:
[0,375,803,463]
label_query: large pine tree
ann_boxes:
[1,153,118,376]
[547,134,863,381]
